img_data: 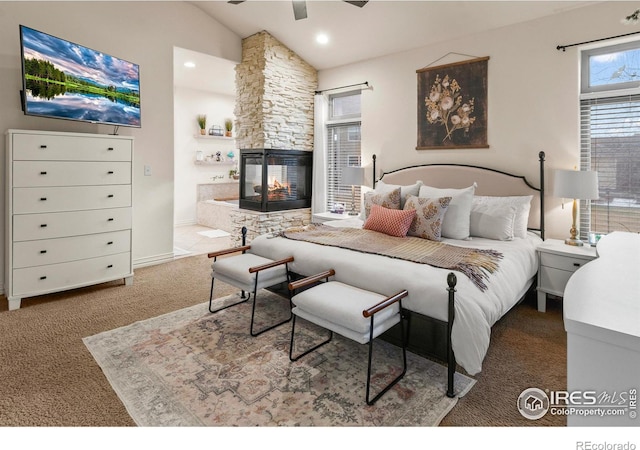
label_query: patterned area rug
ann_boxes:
[83,291,475,426]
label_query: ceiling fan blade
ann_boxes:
[343,1,368,7]
[228,1,245,4]
[292,0,307,20]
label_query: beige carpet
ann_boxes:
[0,253,567,426]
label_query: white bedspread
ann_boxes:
[250,219,541,375]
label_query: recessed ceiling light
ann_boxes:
[316,33,329,45]
[184,61,196,68]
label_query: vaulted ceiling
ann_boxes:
[191,1,595,70]
[176,1,596,95]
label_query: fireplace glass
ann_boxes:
[239,149,313,212]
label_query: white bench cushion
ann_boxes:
[212,253,288,292]
[292,281,401,344]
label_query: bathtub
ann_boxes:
[196,198,238,233]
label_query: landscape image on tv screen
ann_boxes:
[20,25,141,128]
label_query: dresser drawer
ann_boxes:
[13,185,131,214]
[11,252,132,298]
[11,133,132,161]
[13,208,132,241]
[13,161,131,187]
[540,252,591,273]
[13,230,131,269]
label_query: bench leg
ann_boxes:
[289,314,333,361]
[208,276,249,313]
[249,270,292,337]
[365,304,408,406]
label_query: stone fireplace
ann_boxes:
[228,31,317,243]
[240,149,312,212]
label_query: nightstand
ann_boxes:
[312,211,356,223]
[536,239,597,312]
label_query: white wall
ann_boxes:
[174,85,236,226]
[318,1,635,240]
[0,1,242,280]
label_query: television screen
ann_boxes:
[20,25,141,128]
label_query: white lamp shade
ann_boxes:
[341,166,365,186]
[553,169,599,200]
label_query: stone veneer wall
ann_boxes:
[229,208,311,246]
[235,31,317,151]
[231,30,317,243]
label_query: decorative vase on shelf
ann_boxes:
[196,114,207,134]
[224,118,233,137]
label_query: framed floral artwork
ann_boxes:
[416,56,489,150]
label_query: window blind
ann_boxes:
[326,122,362,211]
[579,94,640,237]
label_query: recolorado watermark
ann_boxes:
[517,387,637,421]
[576,442,636,450]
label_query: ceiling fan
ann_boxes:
[228,1,369,21]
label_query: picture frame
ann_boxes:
[416,56,489,150]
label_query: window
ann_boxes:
[326,91,362,211]
[580,41,640,237]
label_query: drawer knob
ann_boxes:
[40,197,47,201]
[107,218,114,222]
[40,145,47,149]
[40,171,47,175]
[107,171,114,174]
[40,224,47,228]
[107,264,113,268]
[573,263,581,267]
[40,250,47,254]
[107,147,114,151]
[107,241,114,245]
[39,276,47,280]
[107,194,114,198]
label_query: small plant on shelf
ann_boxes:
[197,114,207,134]
[229,167,239,180]
[224,118,233,137]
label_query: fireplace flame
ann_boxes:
[267,178,291,200]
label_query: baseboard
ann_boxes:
[174,219,197,227]
[133,252,175,269]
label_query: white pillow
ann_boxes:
[470,205,516,241]
[375,180,423,208]
[419,183,476,240]
[472,195,533,238]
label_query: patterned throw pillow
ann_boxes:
[403,195,452,241]
[363,204,416,237]
[374,180,423,208]
[363,187,401,219]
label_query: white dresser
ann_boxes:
[5,129,134,310]
[564,232,640,426]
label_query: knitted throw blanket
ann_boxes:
[279,224,503,292]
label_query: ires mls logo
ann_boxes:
[517,388,550,420]
[517,387,638,420]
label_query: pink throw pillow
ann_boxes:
[363,204,416,237]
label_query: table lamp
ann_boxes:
[553,169,599,246]
[341,166,365,216]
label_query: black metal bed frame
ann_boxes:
[372,151,546,397]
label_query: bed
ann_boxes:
[247,152,546,396]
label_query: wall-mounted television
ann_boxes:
[19,25,141,129]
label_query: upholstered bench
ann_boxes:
[288,269,409,405]
[208,245,294,337]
